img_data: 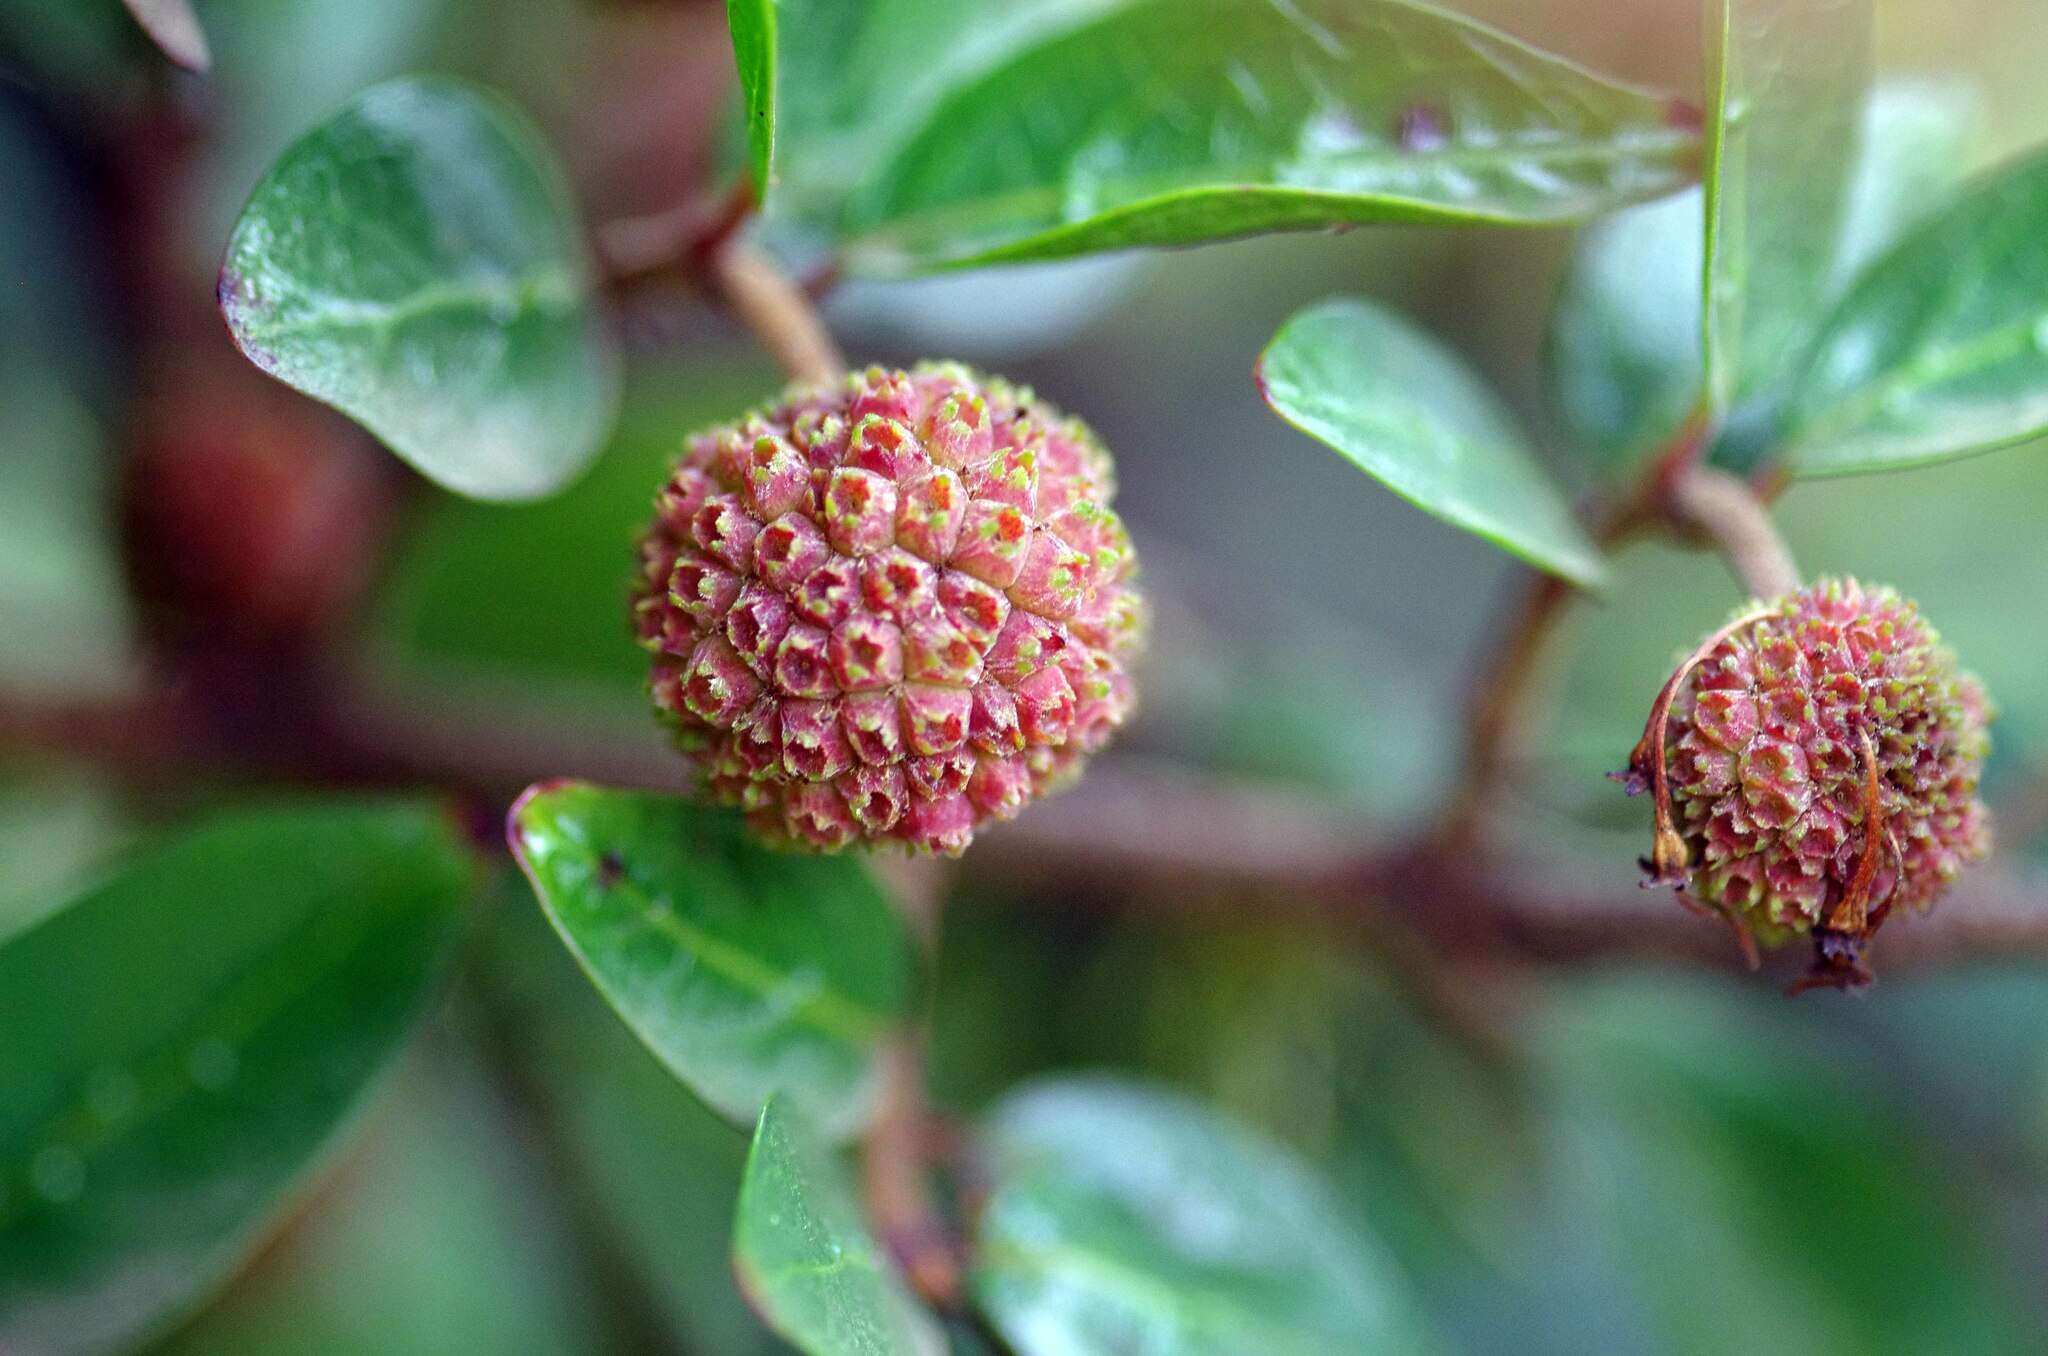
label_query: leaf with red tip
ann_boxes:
[220,77,619,502]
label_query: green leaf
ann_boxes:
[1259,297,1605,587]
[1701,0,1872,414]
[752,0,1699,273]
[220,75,621,502]
[970,1077,1430,1355]
[1545,187,1705,470]
[1829,80,1979,287]
[728,0,776,192]
[0,800,475,1354]
[732,1096,944,1356]
[1547,79,1973,475]
[508,782,918,1139]
[1781,144,2048,477]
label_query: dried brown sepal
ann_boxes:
[1827,728,1889,936]
[1613,606,1774,887]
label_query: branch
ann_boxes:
[1439,413,1812,851]
[969,760,2048,977]
[7,658,2043,976]
[597,184,844,387]
[595,181,754,289]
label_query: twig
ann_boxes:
[597,181,755,289]
[1437,406,1813,853]
[596,184,843,388]
[9,660,2043,973]
[1438,571,1575,853]
[1438,498,1653,852]
[707,238,844,386]
[978,788,2048,977]
[1663,465,1801,600]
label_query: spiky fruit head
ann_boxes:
[1623,578,1991,949]
[634,363,1143,856]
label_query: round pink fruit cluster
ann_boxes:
[1632,578,1991,941]
[634,363,1143,856]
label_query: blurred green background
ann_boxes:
[4,0,2048,1351]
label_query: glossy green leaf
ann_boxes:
[508,781,918,1139]
[970,1077,1430,1355]
[220,75,620,502]
[1782,145,2048,477]
[1829,80,1979,288]
[1547,79,1975,475]
[0,800,475,1354]
[728,0,775,192]
[1701,0,1872,413]
[1260,297,1605,587]
[733,1096,944,1356]
[750,0,1698,273]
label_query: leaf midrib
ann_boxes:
[229,265,581,350]
[569,859,891,1050]
[1791,312,2048,457]
[855,124,1696,239]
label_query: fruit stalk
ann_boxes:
[1664,465,1800,601]
[708,238,845,385]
